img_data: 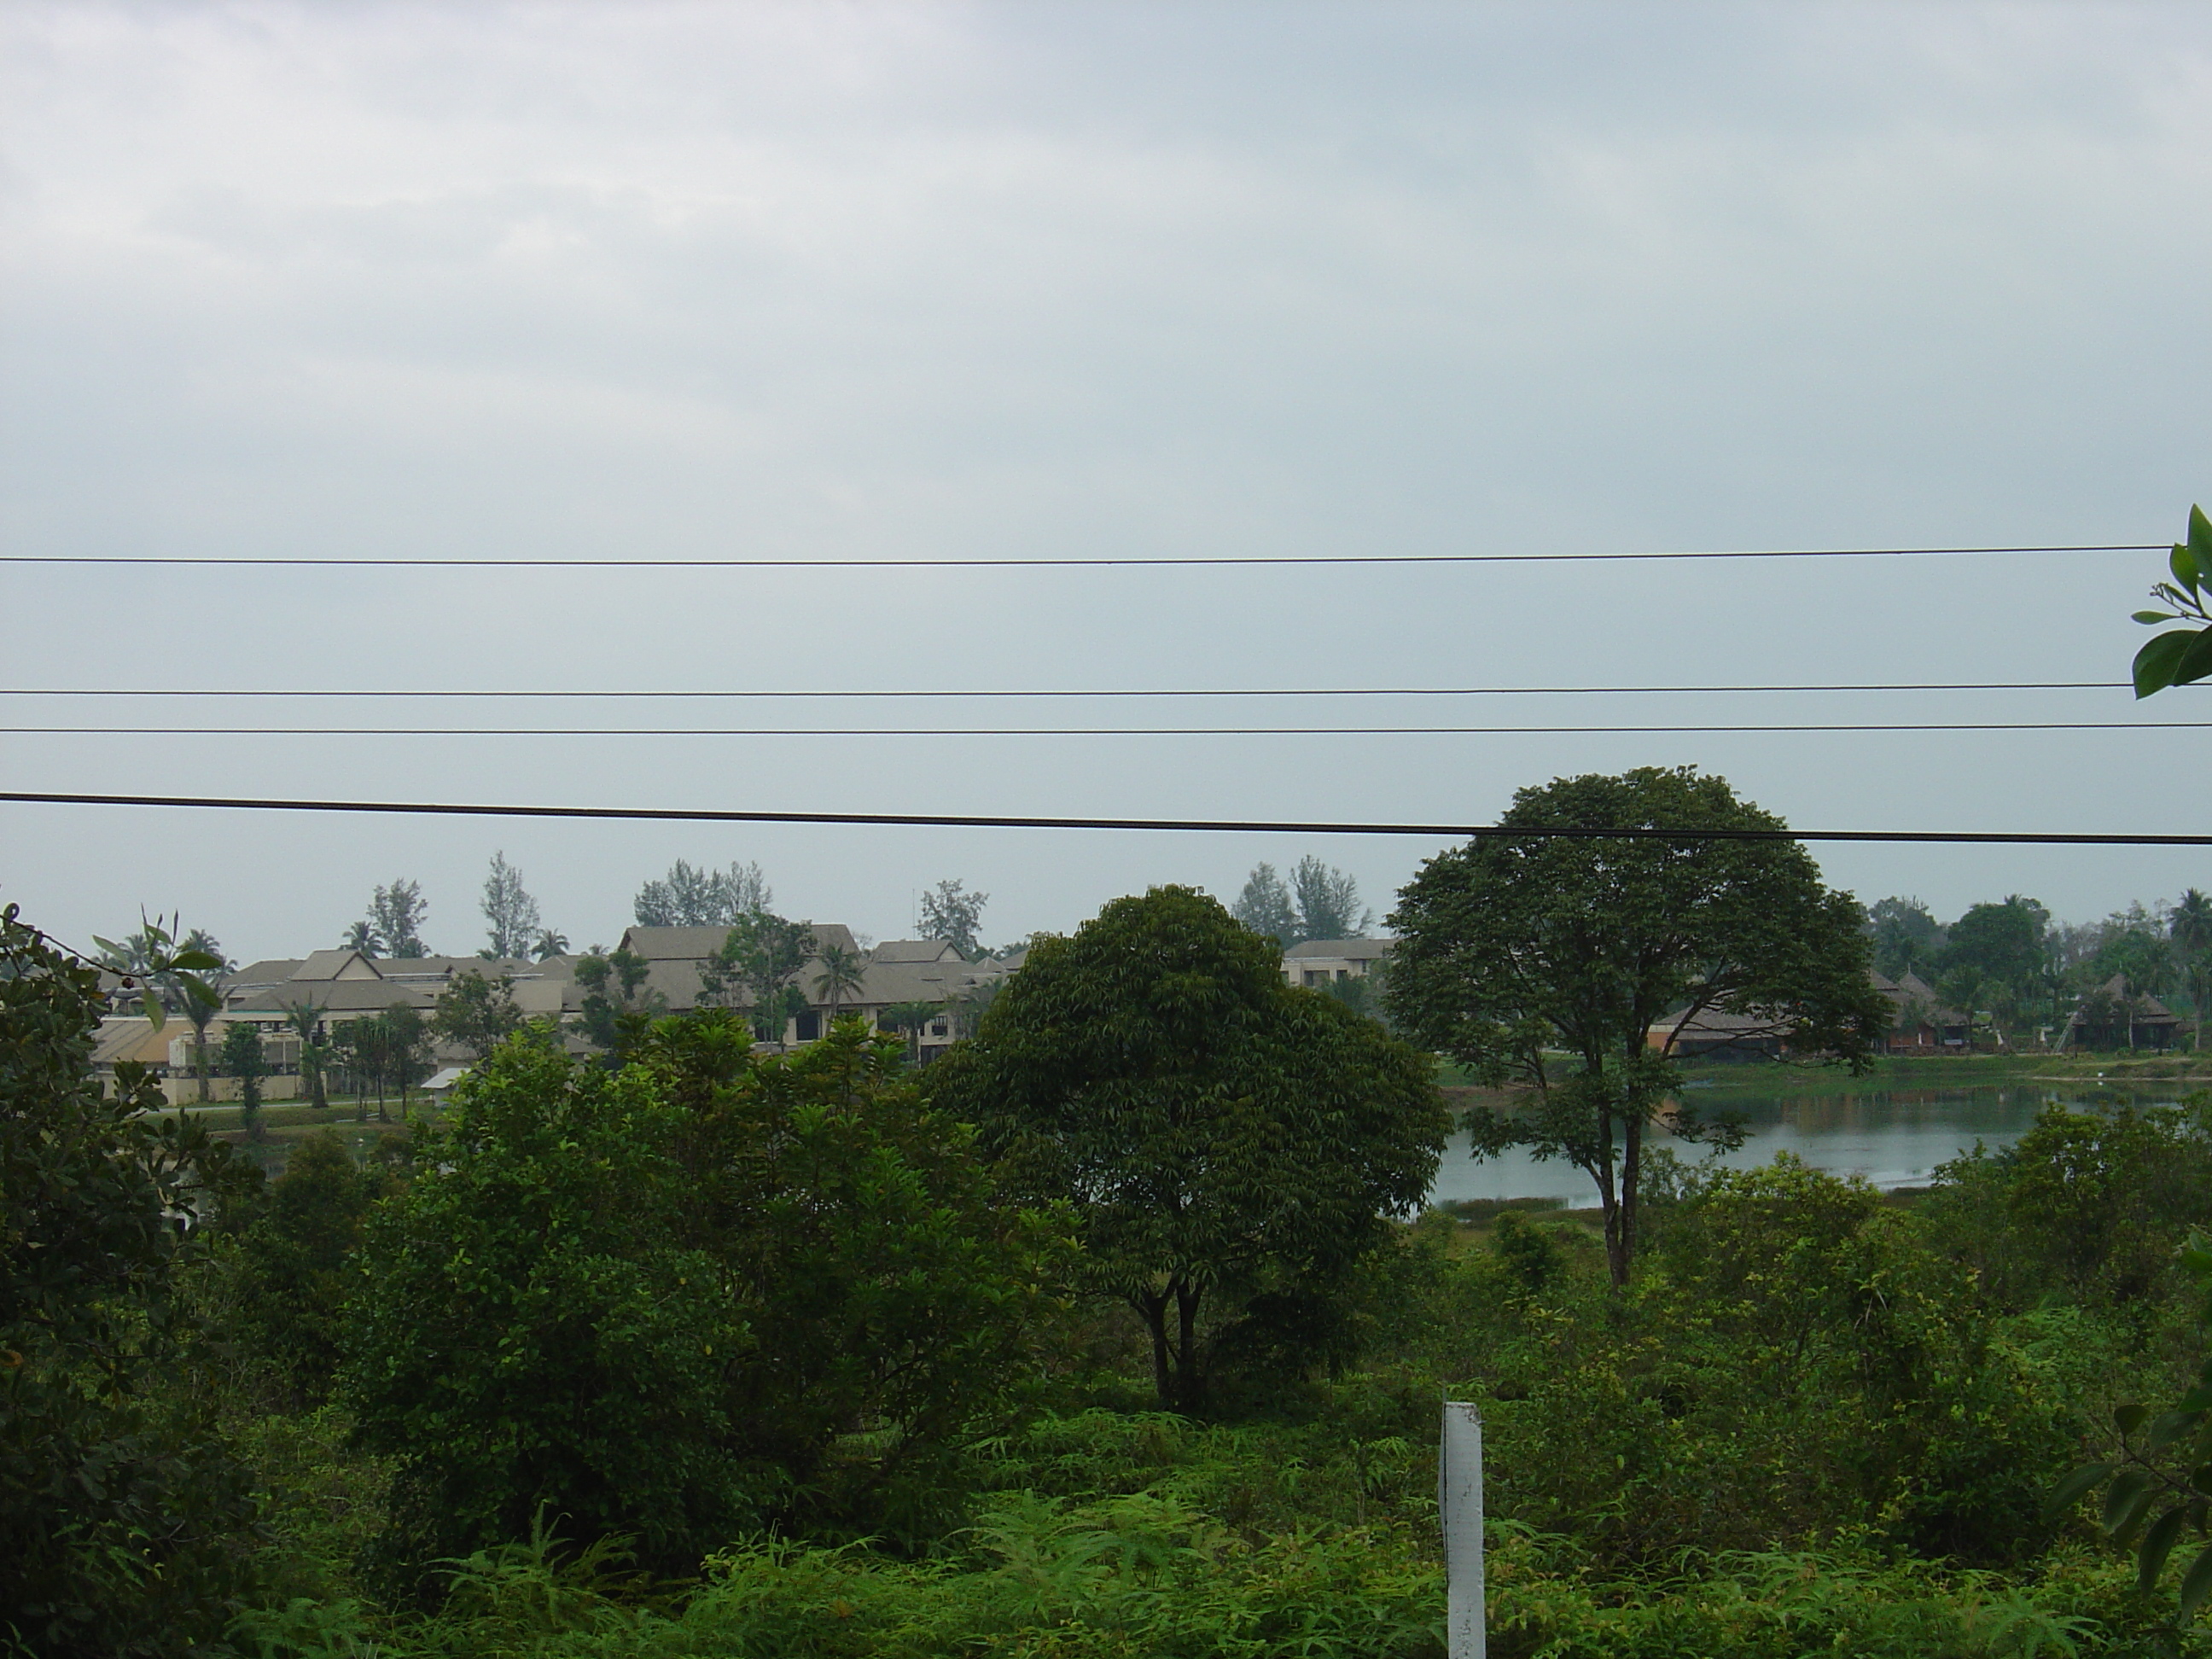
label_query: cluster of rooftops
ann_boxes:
[1650,969,2184,1059]
[96,926,2174,1096]
[212,926,1010,1059]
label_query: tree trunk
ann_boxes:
[1614,1112,1643,1288]
[1175,1282,1202,1414]
[1138,1289,1172,1407]
[195,1029,210,1103]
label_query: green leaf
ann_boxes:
[2135,630,2197,699]
[2181,1542,2212,1621]
[2045,1462,2117,1522]
[2141,1504,2190,1592]
[2190,504,2212,565]
[141,989,166,1032]
[2151,1412,2204,1453]
[2174,544,2204,596]
[2106,1468,2156,1537]
[2138,610,2180,625]
[2178,627,2212,690]
[92,934,125,961]
[170,949,222,973]
[2117,1404,2151,1436]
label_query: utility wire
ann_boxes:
[0,680,2153,700]
[7,721,2205,736]
[0,543,2163,570]
[4,789,2205,846]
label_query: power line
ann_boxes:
[5,720,2204,737]
[0,680,2151,700]
[0,543,2163,571]
[3,789,2205,846]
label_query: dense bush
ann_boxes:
[343,1016,1070,1587]
[0,903,266,1657]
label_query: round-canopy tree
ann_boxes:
[1387,767,1886,1286]
[928,886,1449,1412]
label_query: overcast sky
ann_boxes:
[3,1,2208,964]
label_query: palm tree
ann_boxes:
[178,984,224,1103]
[533,928,570,961]
[812,944,868,1032]
[345,919,380,957]
[2174,888,2212,1051]
[279,998,330,1109]
[881,1001,944,1064]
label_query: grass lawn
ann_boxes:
[144,1097,428,1169]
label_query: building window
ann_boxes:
[795,1010,821,1042]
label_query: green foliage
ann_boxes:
[2049,1231,2212,1627]
[225,1132,395,1406]
[1941,898,2049,998]
[1388,766,1887,1284]
[1231,857,1371,946]
[430,969,524,1060]
[93,911,228,1031]
[334,1004,435,1121]
[343,1018,1068,1585]
[878,1002,944,1062]
[633,859,771,928]
[811,944,868,1020]
[573,948,663,1064]
[359,880,430,959]
[917,878,988,958]
[1922,1100,2212,1309]
[0,901,267,1656]
[638,1015,1074,1547]
[696,915,816,1042]
[1868,895,1946,980]
[280,1001,332,1111]
[341,1041,754,1584]
[224,1020,273,1136]
[2133,504,2212,697]
[480,852,543,961]
[928,887,1449,1413]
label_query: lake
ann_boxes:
[1423,1078,2199,1209]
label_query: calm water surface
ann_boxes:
[1424,1080,2196,1208]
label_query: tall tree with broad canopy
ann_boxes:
[1940,896,2047,995]
[927,886,1449,1412]
[1387,767,1886,1287]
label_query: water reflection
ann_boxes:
[1424,1081,2192,1209]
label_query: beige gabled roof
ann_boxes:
[294,949,384,981]
[229,958,306,989]
[90,1016,178,1068]
[870,939,965,963]
[1284,937,1392,960]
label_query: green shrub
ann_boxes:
[0,902,267,1656]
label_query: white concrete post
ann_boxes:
[1440,1400,1485,1659]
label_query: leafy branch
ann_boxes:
[2131,504,2212,698]
[2047,1237,2212,1619]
